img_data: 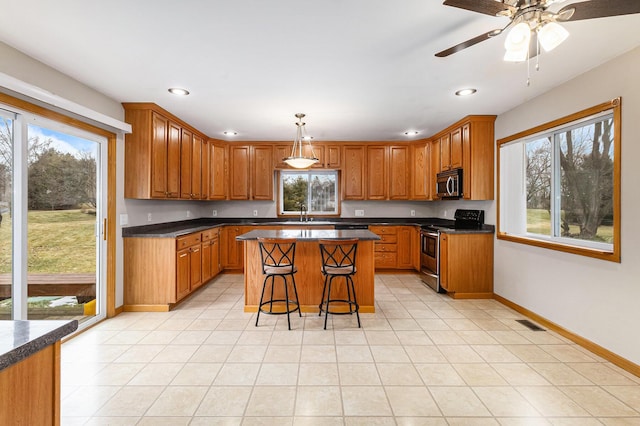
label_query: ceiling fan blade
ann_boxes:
[435,28,504,57]
[558,0,640,21]
[443,0,512,17]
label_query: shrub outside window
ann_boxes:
[498,98,620,262]
[279,170,338,216]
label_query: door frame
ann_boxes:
[0,92,117,318]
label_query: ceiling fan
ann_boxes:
[435,0,640,60]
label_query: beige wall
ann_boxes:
[493,46,640,364]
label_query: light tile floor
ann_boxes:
[61,273,640,425]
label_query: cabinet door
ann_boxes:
[166,121,181,198]
[229,145,250,200]
[221,226,247,270]
[450,127,463,169]
[304,144,324,169]
[150,112,169,198]
[462,123,472,200]
[439,234,449,292]
[190,244,202,290]
[176,248,191,301]
[396,227,413,269]
[326,145,341,169]
[273,144,290,169]
[410,143,428,200]
[389,145,410,200]
[252,145,273,200]
[180,129,192,199]
[367,146,387,200]
[211,237,220,276]
[440,133,451,172]
[430,139,440,199]
[191,134,203,199]
[342,145,366,200]
[201,240,212,282]
[209,142,227,200]
[201,139,209,199]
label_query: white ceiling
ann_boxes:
[1,0,639,141]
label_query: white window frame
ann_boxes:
[278,170,339,216]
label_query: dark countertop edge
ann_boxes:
[122,217,459,238]
[236,229,382,241]
[431,224,495,234]
[0,320,78,371]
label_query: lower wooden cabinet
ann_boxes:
[369,225,416,270]
[124,227,221,310]
[439,232,493,298]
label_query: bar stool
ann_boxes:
[318,238,360,330]
[256,237,301,330]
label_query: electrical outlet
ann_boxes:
[355,209,364,217]
[212,210,217,217]
[147,213,152,222]
[119,214,129,226]
[253,210,258,217]
[186,210,191,218]
[410,210,416,217]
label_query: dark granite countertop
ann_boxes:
[0,320,78,371]
[236,229,381,241]
[428,224,495,234]
[122,217,458,238]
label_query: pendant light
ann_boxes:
[283,113,319,169]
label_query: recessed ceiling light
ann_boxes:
[455,88,477,96]
[404,131,419,136]
[223,131,237,136]
[168,87,190,96]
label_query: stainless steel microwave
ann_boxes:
[436,168,463,199]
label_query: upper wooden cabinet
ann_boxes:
[367,145,388,200]
[432,115,496,200]
[208,141,227,200]
[123,103,206,200]
[229,145,274,200]
[274,143,325,169]
[389,145,410,200]
[342,145,366,200]
[410,142,430,200]
[326,145,341,168]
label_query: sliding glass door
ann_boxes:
[0,107,107,327]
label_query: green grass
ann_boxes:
[527,209,613,243]
[0,209,96,274]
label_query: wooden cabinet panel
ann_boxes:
[191,134,203,199]
[211,236,220,276]
[180,129,192,199]
[367,146,388,200]
[396,226,413,269]
[252,145,273,200]
[326,145,341,168]
[275,143,324,168]
[342,145,366,200]
[190,244,202,290]
[410,142,429,200]
[229,145,251,200]
[389,145,410,200]
[202,239,212,282]
[167,121,181,198]
[176,247,191,301]
[150,112,168,198]
[209,142,227,200]
[221,226,249,270]
[439,232,493,298]
[439,133,451,172]
[450,127,463,169]
[430,138,440,200]
[201,139,209,199]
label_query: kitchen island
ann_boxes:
[237,229,380,313]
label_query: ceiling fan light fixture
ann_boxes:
[538,22,569,52]
[503,22,531,62]
[283,113,319,169]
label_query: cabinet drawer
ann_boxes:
[375,243,397,253]
[375,251,397,267]
[369,226,396,235]
[176,233,201,249]
[376,234,397,244]
[201,228,217,242]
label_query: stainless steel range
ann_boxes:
[419,209,485,292]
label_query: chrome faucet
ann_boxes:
[299,203,308,222]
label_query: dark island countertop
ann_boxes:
[236,229,381,241]
[122,217,495,238]
[0,320,78,371]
